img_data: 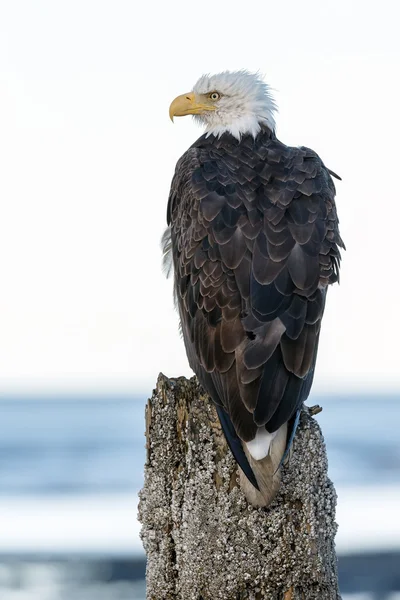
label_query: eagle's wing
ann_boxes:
[167,133,344,446]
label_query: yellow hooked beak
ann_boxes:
[169,92,216,122]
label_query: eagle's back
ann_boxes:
[167,127,343,445]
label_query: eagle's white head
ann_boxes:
[169,70,276,141]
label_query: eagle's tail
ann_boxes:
[215,405,300,507]
[240,423,288,507]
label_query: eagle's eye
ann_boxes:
[209,92,220,101]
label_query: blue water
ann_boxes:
[0,393,399,496]
[0,393,399,599]
[0,397,145,495]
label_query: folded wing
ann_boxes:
[167,130,344,448]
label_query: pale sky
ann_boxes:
[0,0,398,396]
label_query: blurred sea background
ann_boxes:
[1,394,400,600]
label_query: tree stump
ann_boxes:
[138,374,341,600]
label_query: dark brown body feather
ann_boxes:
[167,127,344,446]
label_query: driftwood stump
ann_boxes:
[138,374,341,600]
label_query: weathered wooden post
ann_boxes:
[138,374,341,600]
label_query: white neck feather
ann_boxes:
[204,113,269,140]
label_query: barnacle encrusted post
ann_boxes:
[138,374,341,600]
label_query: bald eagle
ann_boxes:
[164,71,344,507]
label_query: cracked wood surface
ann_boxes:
[138,374,341,600]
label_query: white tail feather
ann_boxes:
[239,423,287,507]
